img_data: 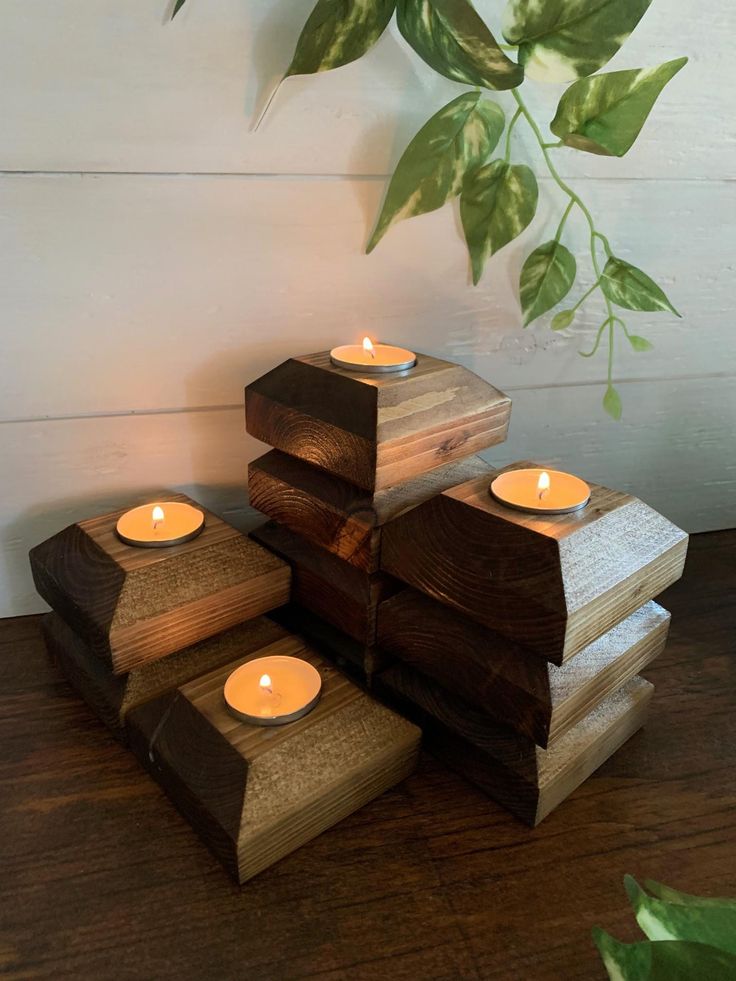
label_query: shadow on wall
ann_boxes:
[247,0,314,122]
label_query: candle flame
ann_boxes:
[259,673,272,692]
[362,336,376,359]
[151,505,165,528]
[537,471,551,501]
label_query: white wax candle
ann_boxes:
[224,655,322,726]
[330,337,416,374]
[490,468,590,515]
[116,501,205,547]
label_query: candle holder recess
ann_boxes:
[127,637,420,884]
[30,493,291,673]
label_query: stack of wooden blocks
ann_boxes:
[30,492,420,882]
[246,350,688,825]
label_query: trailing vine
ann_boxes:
[170,0,686,419]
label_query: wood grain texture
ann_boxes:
[382,464,688,663]
[270,603,393,687]
[378,589,670,746]
[251,521,400,645]
[245,351,510,492]
[128,636,420,884]
[248,449,490,572]
[30,493,290,673]
[377,664,653,825]
[42,613,290,742]
[0,530,734,980]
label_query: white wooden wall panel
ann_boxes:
[1,174,730,420]
[3,373,734,618]
[1,1,733,616]
[0,1,729,181]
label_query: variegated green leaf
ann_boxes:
[398,0,523,91]
[502,0,652,84]
[286,0,396,77]
[625,877,736,956]
[593,928,736,980]
[460,161,537,284]
[645,881,736,909]
[601,257,681,315]
[550,58,687,156]
[367,92,505,253]
[519,240,576,326]
[603,384,622,420]
[171,0,187,18]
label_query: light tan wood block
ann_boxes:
[42,613,291,742]
[248,449,491,573]
[128,635,421,884]
[377,589,669,746]
[245,351,511,492]
[381,462,688,663]
[376,665,653,826]
[29,492,291,673]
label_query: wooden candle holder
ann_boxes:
[128,636,421,884]
[42,613,292,743]
[250,521,400,646]
[245,351,511,492]
[377,590,670,747]
[249,450,490,574]
[382,464,688,663]
[376,664,652,826]
[29,493,291,674]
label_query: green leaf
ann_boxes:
[550,58,687,156]
[519,241,576,326]
[644,881,736,909]
[593,929,736,981]
[460,161,537,285]
[551,309,575,330]
[603,384,622,420]
[625,876,736,956]
[601,257,681,316]
[627,334,653,352]
[286,0,396,77]
[367,92,505,252]
[398,0,524,91]
[502,0,652,83]
[171,0,187,18]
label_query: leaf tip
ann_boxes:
[624,875,644,907]
[603,384,623,420]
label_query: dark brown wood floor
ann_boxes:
[1,530,734,980]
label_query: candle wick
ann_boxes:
[368,348,375,360]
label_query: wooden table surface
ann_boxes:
[1,530,734,980]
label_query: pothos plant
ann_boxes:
[171,0,686,419]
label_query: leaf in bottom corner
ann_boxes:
[601,257,680,316]
[593,929,736,981]
[603,384,622,420]
[460,161,537,284]
[644,880,736,909]
[519,240,576,325]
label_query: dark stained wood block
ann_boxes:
[248,449,491,573]
[381,464,688,664]
[376,664,653,826]
[128,635,421,884]
[42,613,290,743]
[270,603,393,687]
[377,590,670,746]
[29,493,291,674]
[245,351,511,492]
[250,521,400,645]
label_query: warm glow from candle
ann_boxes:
[151,505,165,528]
[259,673,272,692]
[362,336,376,359]
[537,471,551,501]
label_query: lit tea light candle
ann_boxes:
[224,655,322,726]
[330,336,416,374]
[116,501,205,547]
[490,468,590,515]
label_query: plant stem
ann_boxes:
[504,108,522,162]
[579,318,610,358]
[571,278,601,313]
[554,199,574,242]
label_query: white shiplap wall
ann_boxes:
[1,0,734,617]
